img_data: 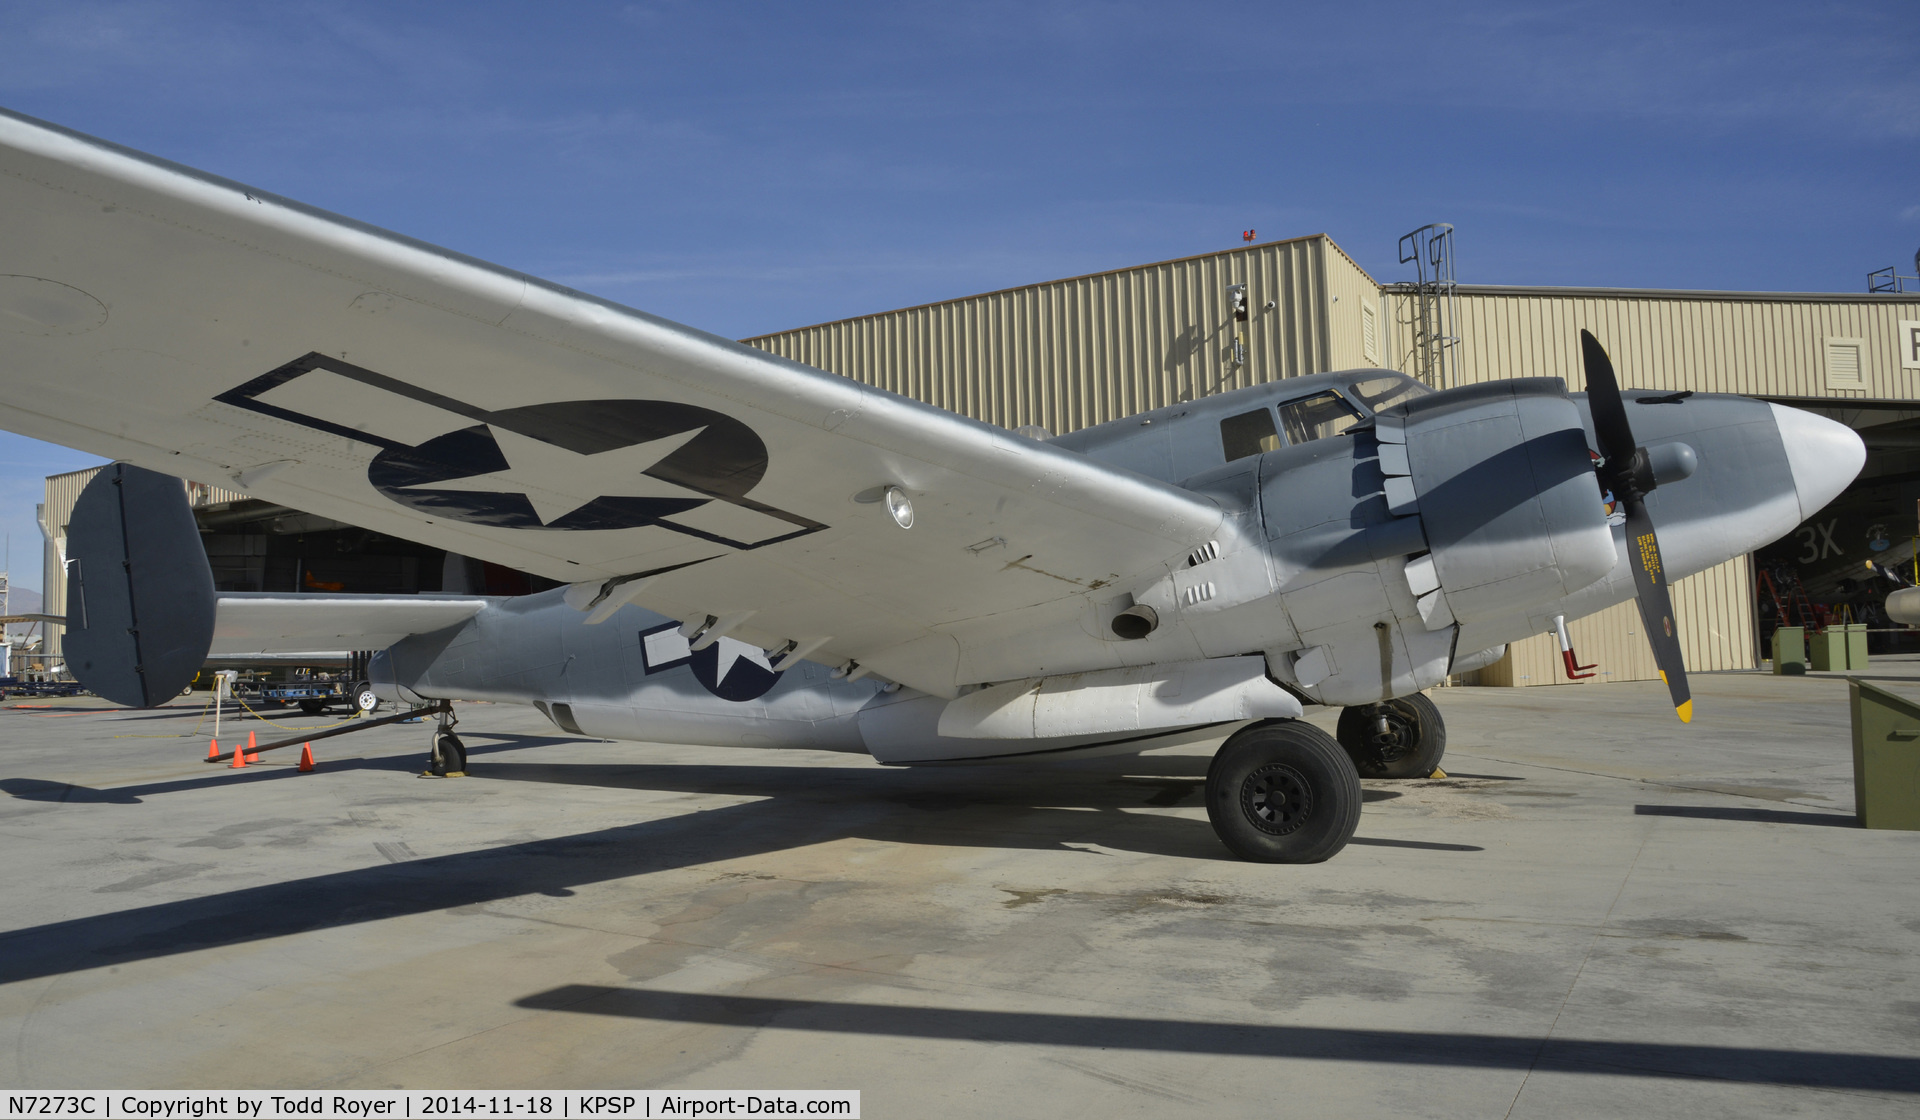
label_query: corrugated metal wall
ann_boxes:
[1322,240,1382,373]
[38,467,95,662]
[746,234,1346,436]
[1404,286,1920,685]
[39,468,248,661]
[1405,286,1920,400]
[1474,555,1755,685]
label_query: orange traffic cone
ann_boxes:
[245,730,259,764]
[298,743,315,772]
[207,739,219,761]
[229,742,246,768]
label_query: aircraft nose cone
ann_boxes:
[1768,403,1865,522]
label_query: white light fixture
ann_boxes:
[884,485,914,529]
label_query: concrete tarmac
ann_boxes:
[1,668,1917,1117]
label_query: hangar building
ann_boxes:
[33,233,1920,687]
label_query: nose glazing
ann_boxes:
[1767,403,1865,522]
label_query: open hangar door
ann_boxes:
[1753,399,1920,657]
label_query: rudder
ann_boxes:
[63,464,215,707]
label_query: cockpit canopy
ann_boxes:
[1046,370,1432,485]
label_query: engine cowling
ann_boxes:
[1374,378,1615,628]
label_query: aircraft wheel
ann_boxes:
[1205,720,1361,863]
[429,731,468,778]
[1335,694,1446,778]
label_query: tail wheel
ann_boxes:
[1206,720,1362,863]
[1335,693,1447,779]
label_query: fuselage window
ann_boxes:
[1220,408,1282,462]
[1278,391,1363,444]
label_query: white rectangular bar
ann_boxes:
[0,1091,859,1120]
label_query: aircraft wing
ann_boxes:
[0,108,1222,696]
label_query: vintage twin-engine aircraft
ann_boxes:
[0,108,1864,861]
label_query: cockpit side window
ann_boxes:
[1349,374,1432,413]
[1220,408,1281,462]
[1277,391,1363,444]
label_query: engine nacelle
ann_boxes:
[1374,378,1615,628]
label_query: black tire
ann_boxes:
[1335,693,1447,779]
[298,699,325,715]
[432,731,468,776]
[1205,720,1362,863]
[355,685,379,714]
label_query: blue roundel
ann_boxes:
[640,621,783,703]
[689,641,784,702]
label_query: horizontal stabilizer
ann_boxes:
[212,594,488,655]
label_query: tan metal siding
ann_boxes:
[747,235,1357,434]
[1321,238,1384,372]
[38,466,98,661]
[1390,289,1920,400]
[1476,556,1754,687]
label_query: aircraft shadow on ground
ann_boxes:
[0,734,585,804]
[1634,804,1859,828]
[509,986,1920,1092]
[0,754,1479,987]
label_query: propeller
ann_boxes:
[1581,329,1693,723]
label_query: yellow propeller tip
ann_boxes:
[1676,700,1693,724]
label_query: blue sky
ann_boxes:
[0,0,1915,594]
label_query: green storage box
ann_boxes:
[1809,628,1845,672]
[1848,678,1920,830]
[1845,623,1869,669]
[1772,626,1806,674]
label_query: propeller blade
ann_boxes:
[1580,329,1637,477]
[1583,329,1692,722]
[1621,497,1692,722]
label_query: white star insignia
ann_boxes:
[710,636,775,684]
[405,425,708,525]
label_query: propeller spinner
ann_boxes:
[1581,329,1693,723]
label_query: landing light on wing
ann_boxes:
[884,485,914,529]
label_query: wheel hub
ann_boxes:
[1367,705,1418,764]
[1241,763,1313,836]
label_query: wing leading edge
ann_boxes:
[0,108,1221,696]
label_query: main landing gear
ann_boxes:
[1206,720,1362,863]
[423,705,467,778]
[1334,694,1447,779]
[1204,697,1448,861]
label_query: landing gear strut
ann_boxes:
[1335,694,1447,779]
[1205,719,1362,863]
[423,706,467,778]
